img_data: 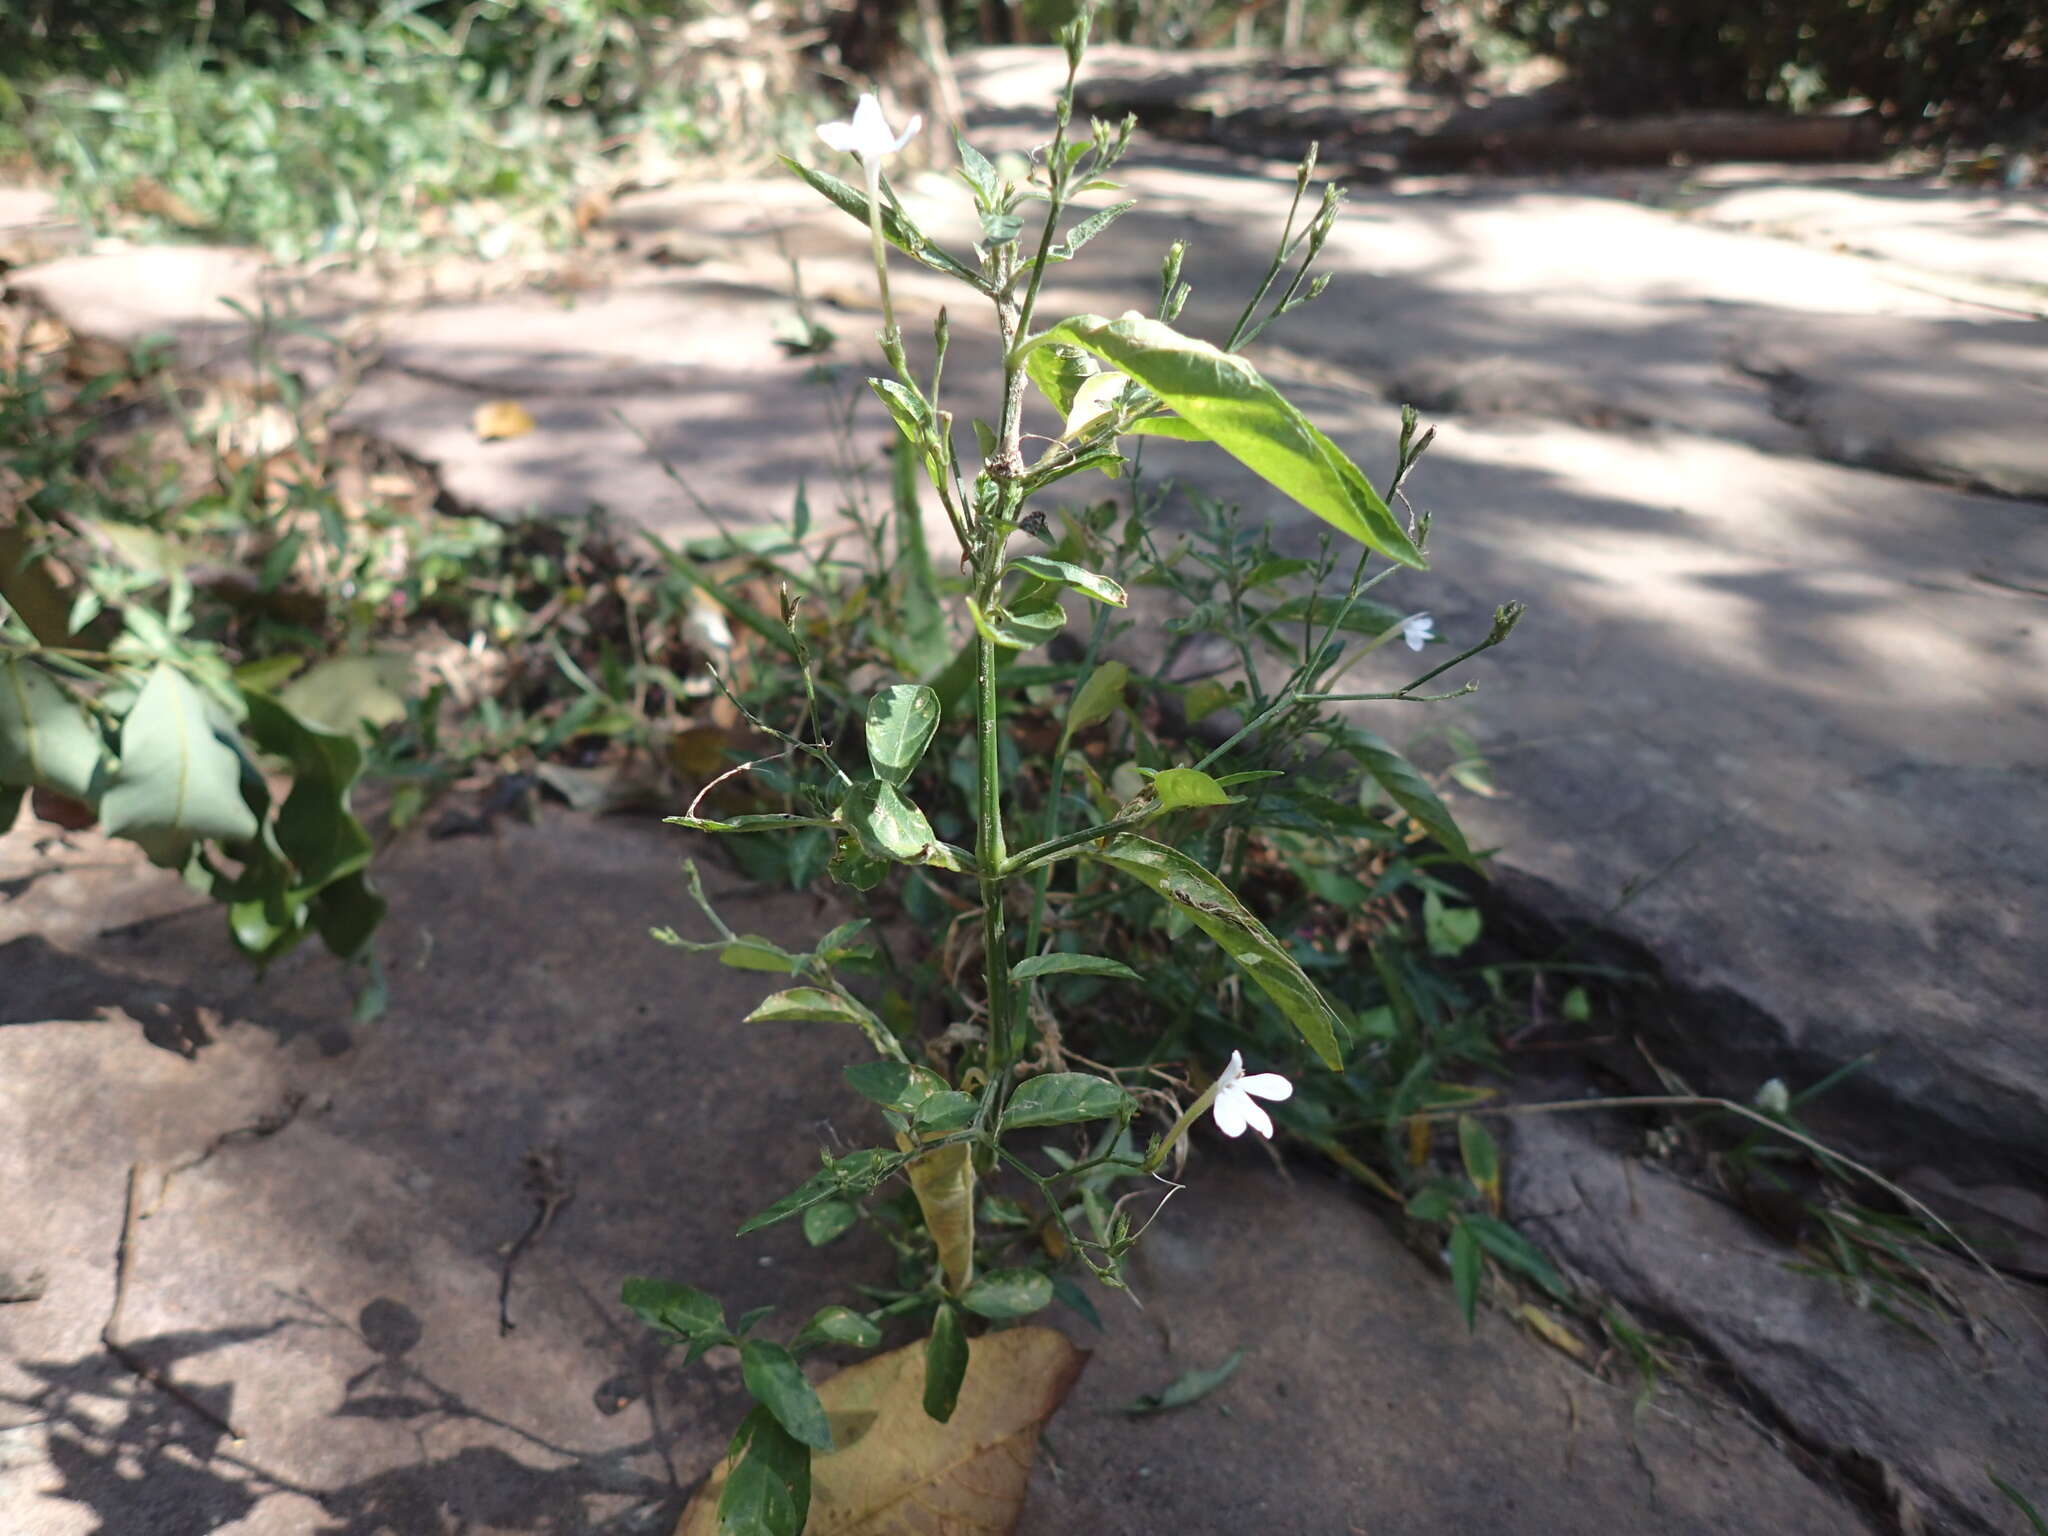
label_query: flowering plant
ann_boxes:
[625,15,1520,1531]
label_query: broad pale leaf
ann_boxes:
[1001,1073,1133,1129]
[678,1326,1085,1536]
[0,656,106,798]
[1007,556,1125,607]
[1010,952,1140,983]
[1065,661,1127,732]
[100,663,257,844]
[1084,835,1343,1069]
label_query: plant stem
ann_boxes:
[974,630,1013,1069]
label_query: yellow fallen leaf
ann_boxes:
[472,400,536,441]
[1515,1303,1589,1362]
[678,1326,1086,1536]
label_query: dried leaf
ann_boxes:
[1514,1304,1589,1361]
[677,1326,1086,1536]
[472,400,536,441]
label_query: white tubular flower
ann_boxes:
[1401,613,1435,652]
[817,94,922,166]
[1209,1050,1294,1139]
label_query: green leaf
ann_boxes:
[960,1269,1054,1320]
[744,987,878,1028]
[1151,766,1232,811]
[979,209,1023,244]
[792,1304,881,1352]
[1002,1072,1133,1130]
[922,1303,968,1424]
[239,690,373,895]
[1023,341,1098,418]
[778,157,984,290]
[1042,313,1423,567]
[1085,835,1344,1069]
[622,1277,727,1340]
[841,778,938,863]
[966,594,1065,652]
[1118,1350,1243,1414]
[842,1061,948,1116]
[737,1149,900,1236]
[1464,1214,1571,1302]
[864,684,941,785]
[1424,890,1482,957]
[955,134,1000,204]
[1007,556,1125,607]
[100,663,258,845]
[717,1406,811,1536]
[1347,727,1475,866]
[277,652,410,737]
[1406,1186,1456,1224]
[1458,1114,1501,1212]
[802,1200,859,1246]
[1449,1220,1482,1330]
[719,936,806,974]
[1011,952,1141,983]
[827,837,889,891]
[0,785,21,833]
[666,813,835,835]
[1066,660,1127,731]
[1259,593,1408,640]
[0,656,106,798]
[741,1340,833,1451]
[911,1091,977,1133]
[1049,200,1136,261]
[310,871,384,963]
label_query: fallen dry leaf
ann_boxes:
[472,400,536,441]
[1514,1303,1589,1361]
[678,1326,1086,1536]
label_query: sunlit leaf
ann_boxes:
[864,684,941,785]
[1084,835,1344,1069]
[0,656,105,799]
[1042,313,1423,566]
[960,1269,1054,1320]
[1066,660,1128,732]
[100,662,257,845]
[1150,766,1232,811]
[1008,556,1125,607]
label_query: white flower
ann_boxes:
[1400,613,1435,652]
[817,94,922,166]
[1209,1050,1293,1139]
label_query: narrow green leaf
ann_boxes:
[100,663,257,844]
[955,134,1000,204]
[737,1149,901,1236]
[744,987,878,1028]
[1347,726,1475,865]
[923,1303,968,1424]
[1002,1072,1133,1130]
[778,156,984,289]
[1085,835,1344,1069]
[1043,313,1424,566]
[717,1406,811,1536]
[665,813,835,835]
[1464,1215,1571,1302]
[801,1200,858,1246]
[1050,199,1136,261]
[741,1340,833,1451]
[0,656,105,798]
[1008,556,1126,607]
[1011,952,1141,983]
[719,936,806,974]
[1066,660,1128,732]
[1151,766,1232,811]
[960,1269,1055,1320]
[1259,593,1408,639]
[1119,1350,1243,1414]
[864,684,941,785]
[1449,1221,1483,1329]
[621,1277,727,1340]
[1458,1114,1501,1213]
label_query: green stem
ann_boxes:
[863,163,914,387]
[1001,807,1155,878]
[974,631,1014,1070]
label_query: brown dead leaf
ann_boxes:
[678,1326,1086,1536]
[472,400,536,441]
[125,175,210,229]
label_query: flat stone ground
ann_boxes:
[5,42,2047,1536]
